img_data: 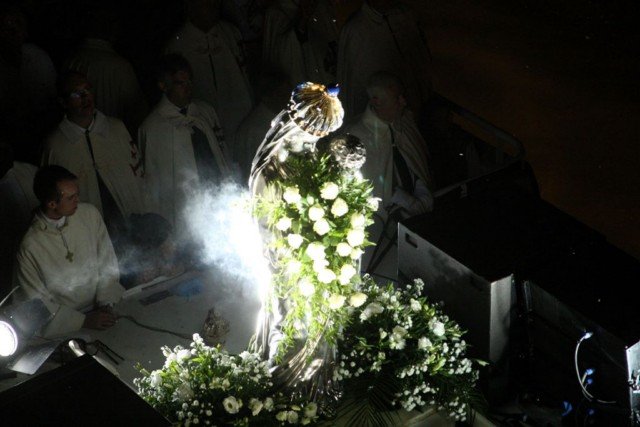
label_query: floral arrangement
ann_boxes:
[253,153,378,357]
[135,334,319,426]
[334,277,483,425]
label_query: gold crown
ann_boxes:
[287,82,344,137]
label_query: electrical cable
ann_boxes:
[118,314,191,340]
[573,331,616,405]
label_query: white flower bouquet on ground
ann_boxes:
[335,277,484,425]
[135,334,319,426]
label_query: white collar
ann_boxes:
[59,110,108,142]
[38,210,67,230]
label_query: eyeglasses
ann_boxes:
[69,88,92,99]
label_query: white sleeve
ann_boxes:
[390,178,434,216]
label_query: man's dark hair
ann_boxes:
[33,165,78,206]
[366,70,405,98]
[56,70,87,98]
[156,53,193,83]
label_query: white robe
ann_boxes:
[42,111,146,218]
[66,38,149,136]
[0,162,38,291]
[262,0,338,85]
[13,203,124,338]
[337,2,432,117]
[139,96,232,235]
[165,21,253,137]
[345,104,433,218]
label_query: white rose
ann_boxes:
[339,264,357,285]
[287,411,299,424]
[320,182,340,200]
[410,299,421,312]
[223,396,241,414]
[361,302,384,320]
[283,187,301,204]
[317,268,336,284]
[350,248,364,260]
[347,229,365,247]
[149,370,163,388]
[264,397,274,411]
[306,195,314,204]
[305,242,325,261]
[331,198,348,217]
[431,320,446,337]
[298,279,315,296]
[276,411,288,421]
[177,349,191,362]
[312,258,328,273]
[328,294,346,309]
[308,205,325,221]
[313,218,330,235]
[304,403,318,418]
[336,242,352,257]
[392,325,408,338]
[418,337,432,350]
[367,197,381,211]
[349,292,367,307]
[249,398,263,416]
[350,213,366,228]
[174,383,193,402]
[287,233,303,249]
[276,217,292,231]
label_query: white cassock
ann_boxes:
[66,38,149,136]
[139,95,232,235]
[0,162,38,291]
[42,111,146,218]
[233,102,279,181]
[262,0,338,85]
[13,203,124,338]
[345,104,434,220]
[337,2,432,117]
[165,21,253,138]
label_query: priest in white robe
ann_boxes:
[345,72,433,258]
[165,0,253,138]
[13,166,123,338]
[337,0,432,118]
[262,0,339,85]
[139,54,232,237]
[42,72,146,232]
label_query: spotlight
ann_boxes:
[0,320,18,357]
[0,298,51,359]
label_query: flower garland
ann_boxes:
[335,277,483,423]
[253,153,378,357]
[135,334,319,426]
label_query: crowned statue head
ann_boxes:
[249,82,344,192]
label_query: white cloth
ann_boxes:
[66,38,149,135]
[13,203,124,338]
[42,110,146,218]
[0,162,38,291]
[233,102,278,181]
[345,104,433,218]
[139,96,232,234]
[166,21,253,137]
[337,1,432,117]
[262,0,338,85]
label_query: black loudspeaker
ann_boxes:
[0,355,170,426]
[397,188,640,423]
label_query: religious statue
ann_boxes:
[249,82,372,415]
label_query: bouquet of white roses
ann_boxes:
[254,154,378,357]
[335,278,483,424]
[135,334,319,426]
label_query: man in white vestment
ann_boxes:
[262,0,338,85]
[0,144,38,294]
[337,0,432,118]
[139,54,232,236]
[66,3,148,137]
[13,166,124,338]
[42,71,146,237]
[165,0,253,138]
[345,72,433,268]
